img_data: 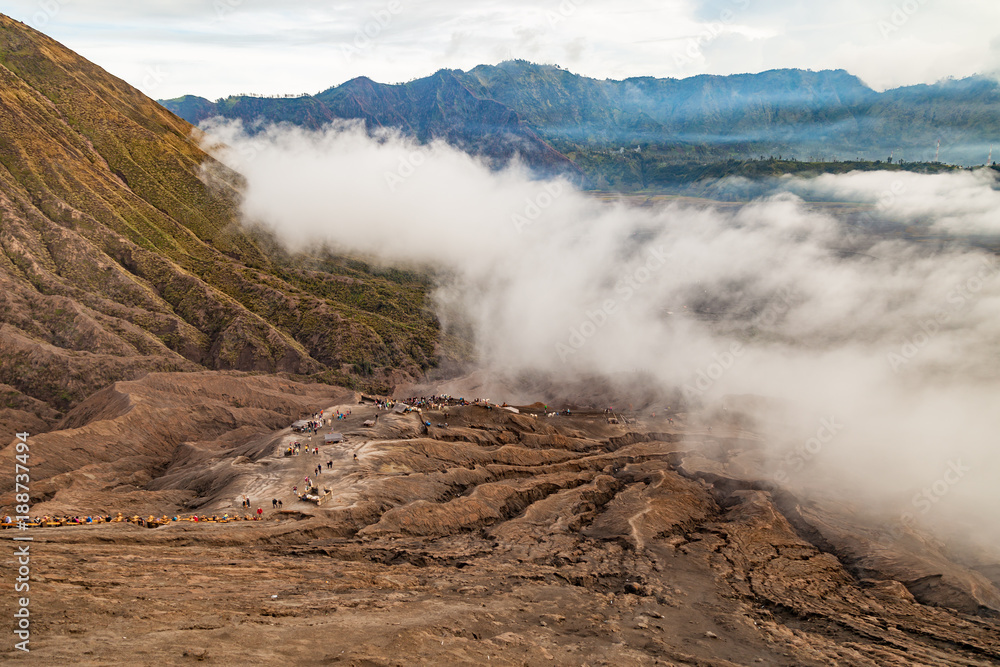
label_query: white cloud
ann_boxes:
[201,120,1000,548]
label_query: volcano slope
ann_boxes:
[0,13,441,435]
[4,397,998,666]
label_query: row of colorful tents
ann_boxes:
[1,512,267,529]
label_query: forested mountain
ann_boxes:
[162,61,1000,188]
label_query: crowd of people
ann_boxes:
[398,395,502,410]
[368,394,505,413]
[285,441,320,456]
[295,419,322,434]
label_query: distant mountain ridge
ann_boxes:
[161,61,1000,186]
[166,67,578,177]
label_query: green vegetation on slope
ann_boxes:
[0,14,444,425]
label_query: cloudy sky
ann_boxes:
[2,0,999,99]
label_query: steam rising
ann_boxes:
[203,120,1000,550]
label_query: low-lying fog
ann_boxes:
[203,120,1000,555]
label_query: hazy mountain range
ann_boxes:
[162,61,1000,188]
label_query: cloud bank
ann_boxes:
[203,120,1000,550]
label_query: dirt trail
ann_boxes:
[216,402,406,516]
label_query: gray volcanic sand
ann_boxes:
[3,392,1000,665]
